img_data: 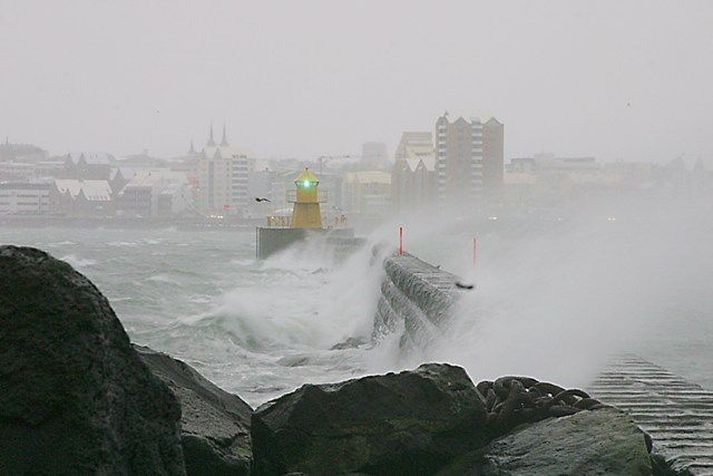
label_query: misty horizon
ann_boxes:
[1,0,712,163]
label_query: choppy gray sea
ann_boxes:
[2,203,712,406]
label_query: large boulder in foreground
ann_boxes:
[251,363,488,475]
[438,407,652,476]
[0,246,185,475]
[135,345,253,475]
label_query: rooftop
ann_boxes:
[54,179,112,201]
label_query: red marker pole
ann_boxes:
[399,226,404,256]
[473,236,477,269]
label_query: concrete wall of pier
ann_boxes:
[374,253,463,345]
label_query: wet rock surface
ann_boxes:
[251,362,656,476]
[135,344,253,476]
[439,406,652,476]
[0,246,184,475]
[251,363,488,475]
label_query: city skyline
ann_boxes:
[1,1,712,162]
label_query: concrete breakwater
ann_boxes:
[373,252,464,346]
[590,356,713,475]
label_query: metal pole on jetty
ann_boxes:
[399,226,404,256]
[473,236,477,269]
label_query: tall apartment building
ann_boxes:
[435,113,484,204]
[434,112,504,204]
[482,118,504,190]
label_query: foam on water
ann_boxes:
[1,197,711,406]
[186,237,386,352]
[60,254,97,269]
[381,195,713,391]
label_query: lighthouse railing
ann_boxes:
[265,215,292,228]
[286,189,328,203]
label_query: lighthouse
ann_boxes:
[290,167,322,229]
[256,165,356,259]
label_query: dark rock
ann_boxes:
[135,345,253,475]
[251,363,488,475]
[438,407,652,476]
[0,246,185,474]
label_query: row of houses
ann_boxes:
[9,116,704,222]
[0,180,112,217]
[0,164,191,218]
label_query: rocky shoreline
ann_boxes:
[0,246,662,474]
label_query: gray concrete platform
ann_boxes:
[589,356,713,475]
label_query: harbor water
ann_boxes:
[1,200,711,407]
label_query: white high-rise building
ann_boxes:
[196,123,251,216]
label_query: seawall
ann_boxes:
[373,252,463,345]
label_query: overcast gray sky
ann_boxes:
[1,0,711,162]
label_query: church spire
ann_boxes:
[188,138,196,154]
[220,123,229,147]
[206,122,216,147]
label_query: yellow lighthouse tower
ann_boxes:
[257,166,354,258]
[290,167,322,228]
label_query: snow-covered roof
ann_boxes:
[54,179,112,201]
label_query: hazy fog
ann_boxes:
[357,193,713,391]
[1,0,712,162]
